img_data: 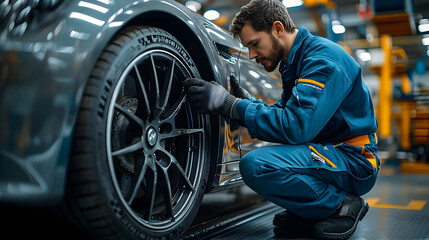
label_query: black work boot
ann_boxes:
[312,193,369,239]
[273,210,317,237]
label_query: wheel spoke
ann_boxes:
[146,155,157,221]
[158,58,175,115]
[159,147,194,190]
[134,64,151,116]
[160,128,203,140]
[112,141,143,157]
[147,173,157,221]
[157,164,175,221]
[114,103,144,127]
[127,155,148,205]
[160,93,187,124]
[150,54,160,109]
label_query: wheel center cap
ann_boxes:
[147,127,158,147]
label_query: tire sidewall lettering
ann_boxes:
[138,34,196,69]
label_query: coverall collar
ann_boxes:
[279,26,311,72]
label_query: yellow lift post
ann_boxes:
[370,42,411,147]
[378,35,393,139]
[371,37,429,172]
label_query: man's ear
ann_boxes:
[272,21,284,37]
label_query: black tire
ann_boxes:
[62,26,210,239]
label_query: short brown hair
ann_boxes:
[230,0,296,38]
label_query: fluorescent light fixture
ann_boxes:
[419,24,429,32]
[332,24,345,34]
[366,33,374,42]
[332,20,345,34]
[419,19,429,32]
[358,52,371,62]
[185,1,201,12]
[282,0,303,8]
[203,10,220,20]
[78,1,108,13]
[70,12,105,26]
[422,37,429,46]
[356,49,371,62]
[420,19,429,25]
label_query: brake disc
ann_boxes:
[112,97,139,174]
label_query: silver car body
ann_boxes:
[0,0,282,206]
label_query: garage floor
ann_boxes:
[183,159,429,240]
[3,159,428,240]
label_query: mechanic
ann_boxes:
[182,0,379,238]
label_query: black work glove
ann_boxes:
[183,78,240,119]
[230,75,251,100]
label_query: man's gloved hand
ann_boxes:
[183,78,240,119]
[230,75,251,100]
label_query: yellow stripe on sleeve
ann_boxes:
[298,79,325,88]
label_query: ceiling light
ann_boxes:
[422,35,429,46]
[356,49,371,62]
[358,52,371,62]
[185,1,201,12]
[419,19,429,24]
[418,19,429,32]
[203,10,220,21]
[366,33,374,42]
[332,24,345,34]
[331,20,345,34]
[282,0,303,8]
[419,24,429,32]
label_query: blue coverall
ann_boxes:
[237,26,379,219]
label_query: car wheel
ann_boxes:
[62,26,210,239]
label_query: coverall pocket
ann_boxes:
[347,171,377,195]
[292,78,325,109]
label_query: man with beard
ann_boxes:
[182,0,379,239]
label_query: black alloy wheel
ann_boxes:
[63,26,211,240]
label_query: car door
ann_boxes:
[203,21,244,186]
[237,44,283,155]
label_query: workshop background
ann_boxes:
[2,0,429,239]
